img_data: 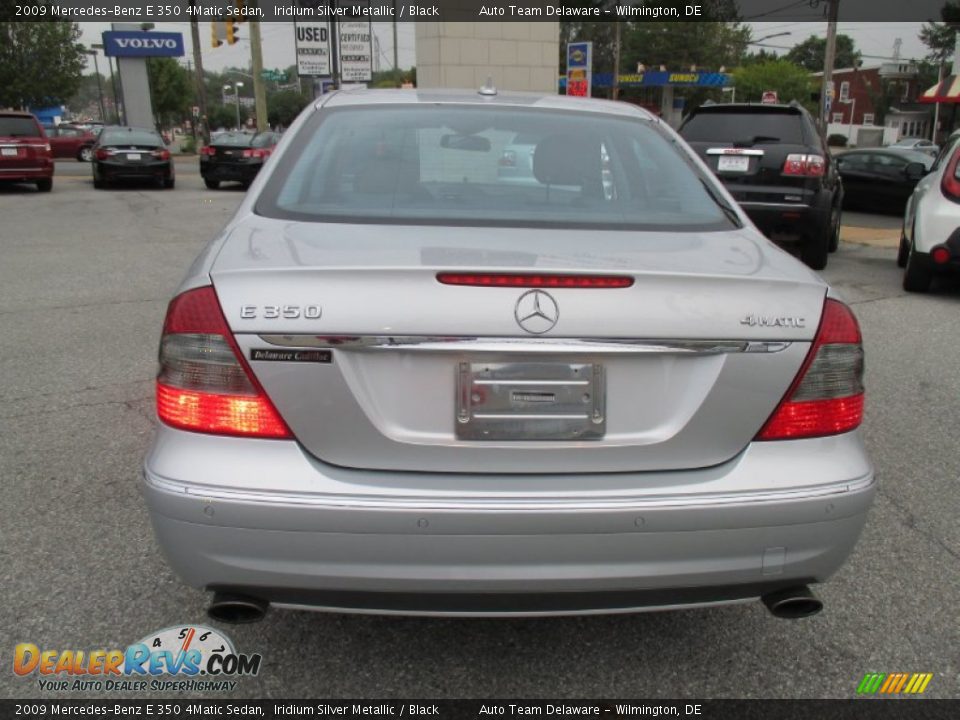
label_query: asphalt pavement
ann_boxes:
[1,160,958,700]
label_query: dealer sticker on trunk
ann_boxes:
[250,348,332,363]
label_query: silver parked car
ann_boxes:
[889,137,939,157]
[144,88,874,622]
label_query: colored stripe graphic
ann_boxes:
[857,672,932,694]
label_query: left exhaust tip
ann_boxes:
[762,585,823,619]
[207,592,269,624]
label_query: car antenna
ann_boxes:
[479,77,497,96]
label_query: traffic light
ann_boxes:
[225,19,240,45]
[210,21,225,48]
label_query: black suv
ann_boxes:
[679,102,842,270]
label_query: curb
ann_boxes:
[840,225,901,249]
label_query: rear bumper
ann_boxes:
[143,427,875,616]
[200,161,262,183]
[0,164,54,181]
[96,160,171,179]
[740,199,830,239]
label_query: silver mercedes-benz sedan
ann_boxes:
[143,88,874,622]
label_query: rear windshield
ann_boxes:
[252,133,277,148]
[681,110,806,144]
[0,116,41,137]
[256,105,736,230]
[213,132,255,147]
[100,129,162,146]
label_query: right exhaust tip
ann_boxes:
[762,585,823,619]
[207,592,269,624]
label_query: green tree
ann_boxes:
[786,34,862,72]
[741,49,779,66]
[66,72,109,120]
[267,90,309,128]
[731,59,815,109]
[0,14,86,109]
[920,1,960,62]
[147,57,191,129]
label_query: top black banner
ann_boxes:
[0,0,953,23]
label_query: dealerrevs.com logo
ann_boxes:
[14,625,262,693]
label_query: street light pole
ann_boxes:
[225,82,243,129]
[93,43,119,124]
[85,49,106,122]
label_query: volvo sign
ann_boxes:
[103,31,185,58]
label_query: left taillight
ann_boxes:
[156,286,292,439]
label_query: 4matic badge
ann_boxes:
[740,314,806,329]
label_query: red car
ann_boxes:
[47,124,99,161]
[0,111,54,192]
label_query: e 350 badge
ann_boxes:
[14,625,262,693]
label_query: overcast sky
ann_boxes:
[78,21,934,79]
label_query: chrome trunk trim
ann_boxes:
[255,335,792,355]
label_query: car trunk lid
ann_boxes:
[210,218,825,473]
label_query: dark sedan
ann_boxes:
[836,148,930,213]
[199,131,279,189]
[92,126,174,189]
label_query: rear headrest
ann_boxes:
[533,133,602,186]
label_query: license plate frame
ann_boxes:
[126,153,142,161]
[717,155,750,173]
[455,361,606,441]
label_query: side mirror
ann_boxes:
[905,162,926,180]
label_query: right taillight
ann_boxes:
[756,299,864,440]
[156,286,291,439]
[941,148,960,202]
[783,153,826,177]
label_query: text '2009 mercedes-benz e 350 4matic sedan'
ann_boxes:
[142,88,874,623]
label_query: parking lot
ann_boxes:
[1,156,958,699]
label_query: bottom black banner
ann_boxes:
[2,700,957,720]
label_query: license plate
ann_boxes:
[126,153,141,161]
[1,148,17,156]
[455,361,605,441]
[717,155,750,173]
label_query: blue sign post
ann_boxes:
[566,42,592,97]
[103,27,185,129]
[102,31,185,58]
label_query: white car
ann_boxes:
[890,137,939,156]
[900,135,960,291]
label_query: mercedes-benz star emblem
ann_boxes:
[514,289,559,334]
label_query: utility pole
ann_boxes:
[330,20,340,89]
[249,16,268,131]
[392,1,399,75]
[820,0,840,131]
[612,19,621,100]
[189,4,210,145]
